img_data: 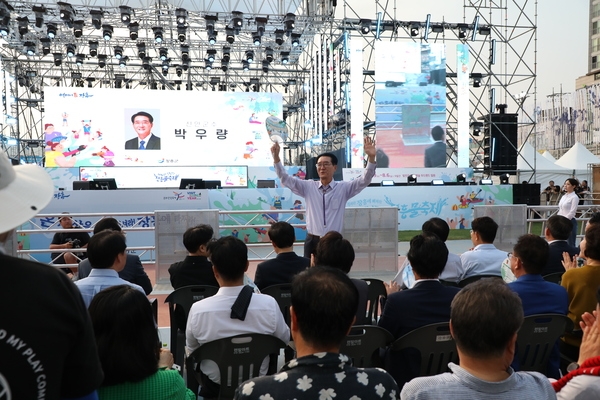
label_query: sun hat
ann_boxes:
[0,153,54,233]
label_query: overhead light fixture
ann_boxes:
[142,56,150,69]
[176,65,183,76]
[231,11,243,31]
[58,2,74,28]
[457,23,468,39]
[162,59,170,73]
[478,25,491,36]
[159,47,168,61]
[176,8,187,25]
[284,13,295,33]
[129,21,139,40]
[407,174,417,184]
[275,29,285,45]
[500,173,510,185]
[205,15,217,43]
[256,17,267,35]
[480,178,493,185]
[359,19,371,34]
[206,49,216,62]
[119,6,132,25]
[114,46,123,59]
[456,173,467,183]
[75,53,84,65]
[409,21,420,37]
[24,41,36,56]
[119,56,128,67]
[153,27,164,43]
[181,45,189,61]
[53,53,62,66]
[177,25,187,42]
[97,54,106,68]
[381,180,395,186]
[90,9,102,30]
[102,24,113,40]
[33,5,46,28]
[265,47,274,63]
[431,23,444,33]
[222,46,231,62]
[17,16,29,36]
[225,28,235,44]
[262,60,269,73]
[245,50,254,63]
[73,20,84,37]
[221,61,229,72]
[86,40,97,57]
[470,72,483,88]
[281,51,290,64]
[205,60,213,70]
[40,38,51,55]
[470,121,483,136]
[0,12,9,36]
[181,58,190,70]
[291,33,301,47]
[65,43,76,57]
[46,23,57,39]
[252,32,261,46]
[242,60,250,71]
[431,179,445,186]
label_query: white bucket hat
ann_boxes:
[0,153,54,233]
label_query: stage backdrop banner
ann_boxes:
[343,167,473,183]
[43,87,283,168]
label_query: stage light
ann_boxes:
[245,50,254,63]
[17,16,29,36]
[407,174,417,184]
[205,60,213,70]
[471,72,483,88]
[359,19,371,34]
[159,47,168,61]
[73,20,84,37]
[205,14,217,38]
[24,41,36,56]
[177,26,187,42]
[136,42,146,58]
[262,60,270,73]
[119,6,132,25]
[162,59,169,73]
[381,180,395,186]
[90,9,102,29]
[181,45,189,61]
[33,5,46,28]
[409,22,420,37]
[142,56,150,69]
[0,17,9,37]
[281,51,290,64]
[500,173,510,185]
[206,49,216,63]
[98,54,106,68]
[470,121,483,136]
[242,60,250,71]
[129,22,139,40]
[181,59,190,70]
[40,38,51,55]
[431,23,444,33]
[225,27,235,44]
[265,47,274,63]
[53,53,62,66]
[222,47,231,62]
[176,8,187,25]
[291,33,301,47]
[208,31,217,45]
[256,17,267,35]
[284,13,295,33]
[119,56,127,68]
[275,29,285,45]
[231,11,243,30]
[457,23,468,39]
[176,66,182,76]
[75,53,84,66]
[478,25,491,35]
[221,61,229,72]
[252,33,261,46]
[153,27,164,43]
[431,179,444,186]
[65,44,76,57]
[114,46,123,59]
[480,178,493,185]
[457,173,467,183]
[102,24,113,40]
[58,2,74,28]
[46,23,57,39]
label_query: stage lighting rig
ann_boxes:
[75,53,84,65]
[180,45,190,61]
[359,19,371,34]
[284,13,295,33]
[176,65,182,76]
[176,8,187,25]
[119,6,132,25]
[222,47,231,62]
[17,16,28,36]
[153,27,164,43]
[231,11,243,32]
[242,60,250,71]
[33,5,46,28]
[221,61,229,72]
[114,46,123,59]
[265,47,274,63]
[256,17,267,35]
[457,23,468,39]
[86,40,97,57]
[159,47,168,61]
[98,54,106,68]
[65,43,76,57]
[102,24,113,40]
[58,2,75,28]
[53,53,62,66]
[40,38,51,55]
[280,51,290,64]
[129,22,139,40]
[275,29,285,45]
[245,50,254,63]
[225,28,235,44]
[177,25,187,42]
[500,173,510,184]
[46,23,57,39]
[142,56,150,69]
[407,174,417,184]
[206,49,216,62]
[205,60,213,70]
[181,59,190,70]
[262,60,269,73]
[291,33,301,47]
[90,9,102,29]
[478,25,491,35]
[409,22,420,37]
[252,32,261,46]
[24,41,36,56]
[73,20,84,37]
[119,56,128,67]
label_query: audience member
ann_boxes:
[0,153,103,399]
[379,232,461,388]
[50,212,90,275]
[558,178,580,247]
[561,223,600,351]
[460,216,507,279]
[234,266,399,399]
[543,215,579,276]
[78,217,152,294]
[554,286,600,399]
[313,231,369,324]
[185,236,289,398]
[507,234,569,378]
[254,221,310,290]
[168,224,218,289]
[423,217,464,282]
[89,285,194,399]
[401,279,556,399]
[75,230,145,307]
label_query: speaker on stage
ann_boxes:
[512,183,541,206]
[483,112,518,175]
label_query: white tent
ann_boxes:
[555,142,600,184]
[517,142,572,184]
[541,151,556,162]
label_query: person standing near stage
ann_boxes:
[558,178,580,247]
[271,137,377,258]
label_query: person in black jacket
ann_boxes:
[542,215,579,276]
[168,224,218,289]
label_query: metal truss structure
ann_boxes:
[0,0,538,175]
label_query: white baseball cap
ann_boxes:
[0,153,54,233]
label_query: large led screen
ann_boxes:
[375,42,447,168]
[43,88,283,168]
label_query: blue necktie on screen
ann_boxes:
[139,140,145,150]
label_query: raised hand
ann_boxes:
[270,141,281,163]
[364,136,377,163]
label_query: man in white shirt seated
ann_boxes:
[185,236,290,398]
[460,216,507,280]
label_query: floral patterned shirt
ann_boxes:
[234,352,400,400]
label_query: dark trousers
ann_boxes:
[568,218,577,247]
[304,234,321,258]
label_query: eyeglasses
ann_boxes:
[316,162,332,168]
[507,252,516,259]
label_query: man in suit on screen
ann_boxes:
[125,111,161,150]
[424,125,447,168]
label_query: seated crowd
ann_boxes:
[3,148,599,399]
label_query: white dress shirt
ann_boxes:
[460,243,508,279]
[558,191,579,220]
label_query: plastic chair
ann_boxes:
[362,278,388,325]
[515,313,572,373]
[339,325,394,368]
[261,283,293,326]
[458,274,503,288]
[186,333,286,399]
[164,285,219,370]
[542,272,564,285]
[390,322,458,377]
[439,279,460,287]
